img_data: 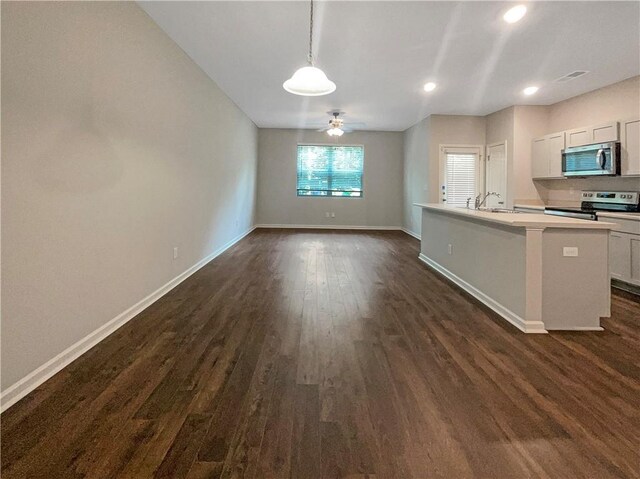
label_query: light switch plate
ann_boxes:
[563,246,579,257]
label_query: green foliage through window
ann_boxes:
[296,145,364,197]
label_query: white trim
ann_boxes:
[0,226,256,413]
[546,326,604,331]
[254,224,402,231]
[418,253,548,334]
[402,228,421,240]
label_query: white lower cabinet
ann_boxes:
[610,232,631,281]
[631,237,640,284]
[608,217,640,287]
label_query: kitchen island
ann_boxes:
[415,203,615,333]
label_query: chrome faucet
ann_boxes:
[474,192,501,209]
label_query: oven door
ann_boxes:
[562,142,620,176]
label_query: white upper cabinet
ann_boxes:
[566,121,619,147]
[531,131,565,179]
[531,137,547,179]
[592,122,619,143]
[621,118,640,176]
[547,132,565,178]
[566,127,590,148]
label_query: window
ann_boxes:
[297,145,364,197]
[440,146,482,207]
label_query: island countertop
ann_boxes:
[414,203,615,229]
[416,203,612,332]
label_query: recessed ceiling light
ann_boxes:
[423,82,437,92]
[523,86,539,96]
[503,5,527,24]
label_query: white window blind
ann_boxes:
[444,152,477,207]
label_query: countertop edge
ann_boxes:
[513,204,640,221]
[414,203,615,229]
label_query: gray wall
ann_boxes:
[1,2,258,391]
[257,129,403,227]
[403,118,430,236]
[402,115,486,237]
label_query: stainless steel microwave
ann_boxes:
[561,141,620,177]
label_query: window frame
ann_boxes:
[296,143,365,199]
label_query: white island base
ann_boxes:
[416,204,615,333]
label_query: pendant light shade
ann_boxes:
[283,66,336,96]
[283,0,336,97]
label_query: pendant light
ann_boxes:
[283,0,336,96]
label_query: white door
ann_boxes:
[486,142,507,208]
[440,146,483,208]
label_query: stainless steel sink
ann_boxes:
[477,207,522,214]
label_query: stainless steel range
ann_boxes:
[544,191,640,220]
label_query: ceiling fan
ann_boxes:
[317,111,363,136]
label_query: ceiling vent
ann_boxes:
[553,71,589,83]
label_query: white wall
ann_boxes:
[1,2,258,393]
[257,129,403,228]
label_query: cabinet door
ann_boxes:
[621,118,640,176]
[546,132,565,178]
[609,232,631,281]
[531,137,548,178]
[592,121,619,143]
[630,237,640,286]
[566,127,590,147]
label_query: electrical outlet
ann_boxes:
[563,246,578,257]
[448,244,453,255]
[173,247,179,260]
[325,212,330,218]
[331,212,335,218]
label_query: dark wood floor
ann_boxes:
[2,229,640,479]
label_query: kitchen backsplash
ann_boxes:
[536,177,640,205]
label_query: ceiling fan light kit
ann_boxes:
[283,0,336,97]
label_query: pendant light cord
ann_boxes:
[308,0,314,65]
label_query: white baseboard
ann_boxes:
[418,253,547,334]
[255,224,403,231]
[0,226,256,413]
[401,228,421,240]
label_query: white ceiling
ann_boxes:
[139,1,640,131]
